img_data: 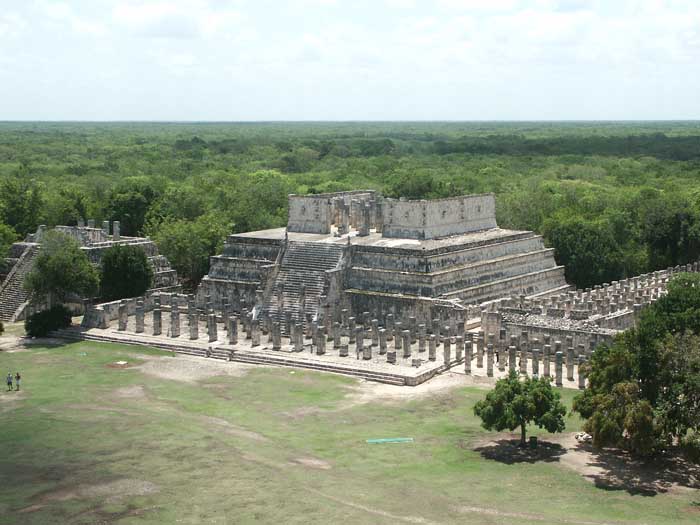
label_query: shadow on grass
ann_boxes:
[582,446,700,497]
[474,438,566,464]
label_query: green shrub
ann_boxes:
[25,305,72,337]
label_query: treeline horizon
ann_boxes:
[1,121,700,291]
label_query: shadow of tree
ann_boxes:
[582,445,700,497]
[474,438,567,464]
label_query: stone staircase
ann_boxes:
[0,244,39,322]
[262,241,345,328]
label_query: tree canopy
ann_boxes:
[573,273,700,456]
[474,371,567,446]
[100,244,153,301]
[24,231,99,304]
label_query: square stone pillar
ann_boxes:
[555,351,564,387]
[152,308,162,336]
[379,328,387,355]
[170,303,181,338]
[566,346,575,381]
[543,344,551,377]
[402,330,412,359]
[483,343,492,379]
[251,319,260,347]
[135,300,145,333]
[508,345,517,372]
[476,332,484,368]
[272,322,281,351]
[189,310,199,340]
[228,316,238,345]
[207,313,217,342]
[532,348,540,378]
[578,356,586,389]
[443,337,452,366]
[118,301,128,331]
[428,334,436,361]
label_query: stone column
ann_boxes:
[294,323,303,352]
[464,341,472,375]
[555,351,563,387]
[387,350,397,364]
[118,301,128,331]
[189,309,199,340]
[578,356,586,389]
[532,348,540,378]
[371,319,379,347]
[385,313,394,341]
[170,303,181,338]
[348,317,356,344]
[152,307,162,336]
[418,324,426,352]
[455,335,463,362]
[486,343,494,377]
[135,300,144,333]
[508,345,517,373]
[333,322,341,349]
[113,220,120,241]
[395,326,403,352]
[251,319,260,347]
[355,326,364,354]
[476,332,484,368]
[316,326,326,355]
[340,343,349,357]
[379,328,387,355]
[363,343,372,360]
[409,316,417,343]
[228,316,238,345]
[102,220,110,236]
[443,337,452,365]
[566,346,575,381]
[207,313,217,342]
[464,333,473,366]
[543,344,551,377]
[432,319,440,340]
[428,334,437,361]
[402,330,412,358]
[272,322,281,351]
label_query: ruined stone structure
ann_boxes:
[70,192,700,387]
[0,222,179,322]
[196,191,569,331]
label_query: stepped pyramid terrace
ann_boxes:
[65,191,700,385]
[0,220,179,323]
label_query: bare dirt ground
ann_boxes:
[132,354,254,383]
[474,432,700,497]
[18,479,160,514]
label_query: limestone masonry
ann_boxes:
[60,191,699,386]
[0,221,179,322]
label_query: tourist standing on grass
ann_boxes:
[6,372,12,391]
[15,372,21,391]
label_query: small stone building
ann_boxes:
[0,221,179,322]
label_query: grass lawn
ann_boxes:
[1,336,698,524]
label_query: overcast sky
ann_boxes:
[1,0,699,120]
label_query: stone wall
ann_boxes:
[382,194,497,240]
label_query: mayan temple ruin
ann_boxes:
[64,191,698,386]
[0,220,179,323]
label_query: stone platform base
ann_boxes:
[52,325,458,386]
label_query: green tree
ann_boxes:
[574,273,700,456]
[100,244,153,301]
[24,231,99,304]
[0,172,44,236]
[0,222,18,258]
[474,371,567,446]
[543,215,625,289]
[150,214,229,290]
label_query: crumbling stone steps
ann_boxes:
[0,244,38,322]
[50,328,410,385]
[225,352,408,386]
